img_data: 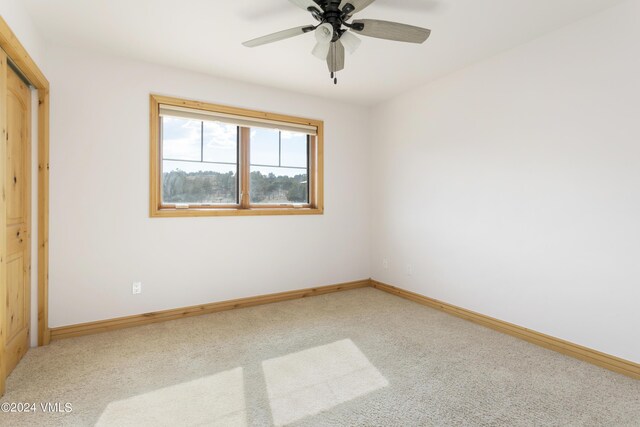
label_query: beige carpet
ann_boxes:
[1,288,638,426]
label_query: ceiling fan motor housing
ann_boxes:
[309,1,360,41]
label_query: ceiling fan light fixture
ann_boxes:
[315,23,333,43]
[312,23,334,60]
[340,31,361,54]
[312,41,331,60]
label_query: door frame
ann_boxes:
[0,16,50,395]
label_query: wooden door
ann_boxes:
[4,64,31,376]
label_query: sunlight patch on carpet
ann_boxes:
[262,339,388,426]
[96,367,246,427]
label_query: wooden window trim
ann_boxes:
[240,126,250,209]
[150,95,324,218]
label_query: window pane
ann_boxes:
[203,121,238,164]
[250,128,279,166]
[162,116,202,161]
[250,167,308,204]
[163,161,237,205]
[281,132,308,168]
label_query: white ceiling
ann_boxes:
[23,0,623,105]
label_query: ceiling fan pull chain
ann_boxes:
[331,45,338,85]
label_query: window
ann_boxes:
[150,95,324,217]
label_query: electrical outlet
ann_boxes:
[382,258,389,269]
[406,264,413,276]
[132,282,142,295]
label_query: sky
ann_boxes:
[162,116,308,177]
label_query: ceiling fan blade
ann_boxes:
[376,0,440,12]
[340,0,377,13]
[351,19,431,43]
[289,0,323,12]
[327,41,345,73]
[242,26,314,48]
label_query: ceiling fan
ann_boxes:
[242,0,431,84]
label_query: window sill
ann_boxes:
[150,206,324,218]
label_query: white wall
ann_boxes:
[0,0,45,70]
[371,0,640,363]
[46,46,371,327]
